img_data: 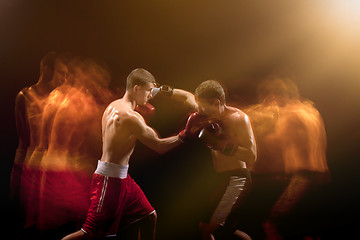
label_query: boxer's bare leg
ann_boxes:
[233,230,253,240]
[139,211,157,240]
[61,230,87,240]
[118,221,140,240]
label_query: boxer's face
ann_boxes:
[197,97,223,118]
[135,82,154,106]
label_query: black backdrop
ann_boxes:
[1,0,360,239]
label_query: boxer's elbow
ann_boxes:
[248,151,257,165]
[153,145,167,154]
[244,139,257,165]
[242,152,256,169]
[241,148,256,166]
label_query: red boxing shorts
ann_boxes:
[82,161,155,237]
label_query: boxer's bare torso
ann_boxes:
[100,90,181,166]
[210,106,256,173]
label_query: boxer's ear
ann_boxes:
[215,99,221,106]
[133,84,140,93]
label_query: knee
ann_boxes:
[61,230,87,240]
[146,211,157,223]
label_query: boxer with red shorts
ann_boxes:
[62,68,183,240]
[81,161,155,237]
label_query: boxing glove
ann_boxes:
[178,112,211,142]
[198,123,237,156]
[135,102,156,122]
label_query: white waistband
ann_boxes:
[95,160,129,179]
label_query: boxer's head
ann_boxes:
[127,68,156,105]
[195,80,226,118]
[257,75,299,106]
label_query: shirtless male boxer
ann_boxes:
[177,80,257,240]
[62,68,183,240]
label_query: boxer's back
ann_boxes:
[100,99,138,165]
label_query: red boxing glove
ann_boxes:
[198,122,237,155]
[198,122,223,149]
[135,102,156,122]
[178,112,211,142]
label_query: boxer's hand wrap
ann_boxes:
[160,85,173,96]
[151,85,173,97]
[178,112,211,142]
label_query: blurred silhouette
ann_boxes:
[11,52,69,235]
[223,73,330,240]
[35,56,116,231]
[12,54,117,238]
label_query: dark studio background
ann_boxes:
[1,0,360,239]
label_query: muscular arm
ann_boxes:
[233,114,257,165]
[126,112,182,154]
[211,114,257,167]
[171,89,198,111]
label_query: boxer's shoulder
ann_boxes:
[224,106,249,125]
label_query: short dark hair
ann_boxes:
[126,68,156,90]
[195,80,226,103]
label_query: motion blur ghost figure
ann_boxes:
[248,75,328,175]
[239,75,330,239]
[246,76,328,175]
[12,52,67,188]
[40,57,112,171]
[36,57,116,231]
[11,52,69,233]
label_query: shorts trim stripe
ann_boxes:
[96,176,108,213]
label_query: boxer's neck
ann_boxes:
[122,91,137,110]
